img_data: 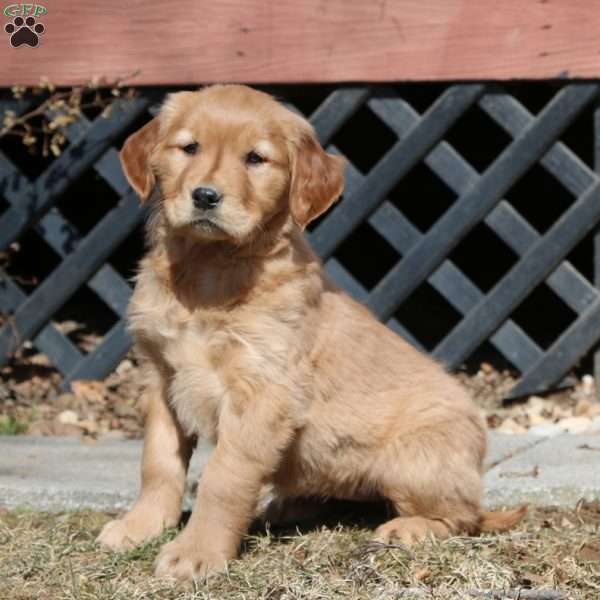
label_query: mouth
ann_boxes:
[191,218,226,234]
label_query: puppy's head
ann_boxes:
[120,85,344,244]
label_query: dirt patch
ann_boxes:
[2,346,600,440]
[457,364,600,436]
[0,352,144,439]
[1,503,599,599]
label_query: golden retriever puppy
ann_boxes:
[97,85,525,580]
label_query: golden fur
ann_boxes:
[97,85,525,580]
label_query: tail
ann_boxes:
[478,505,528,533]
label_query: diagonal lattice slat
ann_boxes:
[370,92,600,316]
[366,83,599,322]
[364,90,600,385]
[0,190,142,363]
[309,84,485,258]
[0,102,84,373]
[434,176,600,366]
[365,93,544,372]
[510,297,600,398]
[329,143,543,372]
[310,87,371,144]
[0,101,151,384]
[0,273,82,373]
[52,111,150,387]
[0,97,150,253]
[0,152,133,318]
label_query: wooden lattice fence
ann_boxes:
[2,83,600,399]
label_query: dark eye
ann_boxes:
[182,142,199,155]
[245,151,265,165]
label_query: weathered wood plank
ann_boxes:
[2,1,600,85]
[365,84,599,321]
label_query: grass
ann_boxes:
[0,415,29,435]
[1,503,600,600]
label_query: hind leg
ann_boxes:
[373,475,481,546]
[371,423,486,546]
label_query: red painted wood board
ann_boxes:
[0,0,598,86]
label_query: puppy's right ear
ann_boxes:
[120,118,160,202]
[289,131,345,229]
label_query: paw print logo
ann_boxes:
[4,16,45,48]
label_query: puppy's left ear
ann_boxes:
[289,132,345,229]
[120,118,160,202]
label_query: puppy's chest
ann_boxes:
[130,284,294,437]
[131,292,247,375]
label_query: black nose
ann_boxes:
[192,187,222,210]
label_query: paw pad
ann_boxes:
[4,16,45,48]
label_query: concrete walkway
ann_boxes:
[0,433,599,511]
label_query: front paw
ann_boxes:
[97,511,172,551]
[154,535,228,581]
